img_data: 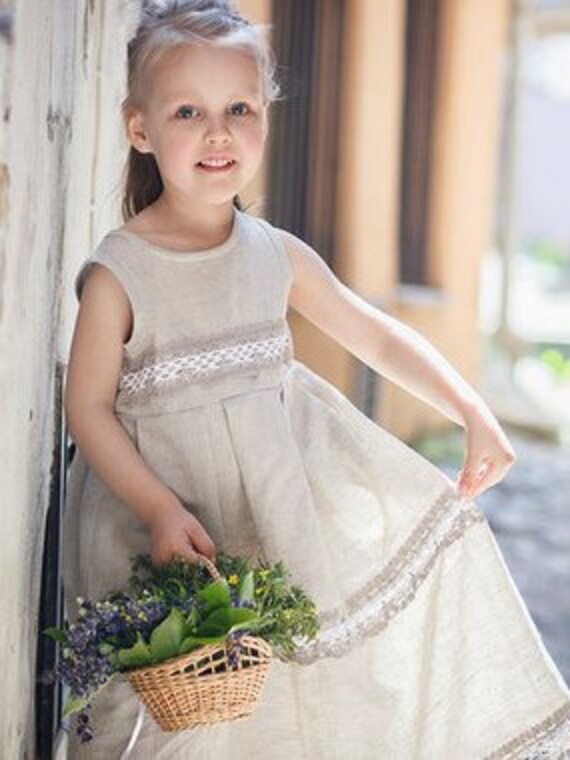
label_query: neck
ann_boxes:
[152,193,236,238]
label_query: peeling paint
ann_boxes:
[0,1,119,755]
[45,104,73,144]
[0,10,13,45]
[46,103,56,143]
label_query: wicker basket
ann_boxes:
[126,553,273,731]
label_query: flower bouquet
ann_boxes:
[44,551,320,744]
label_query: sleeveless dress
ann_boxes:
[61,206,570,759]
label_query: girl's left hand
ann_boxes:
[455,408,517,499]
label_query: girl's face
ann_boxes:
[127,42,268,209]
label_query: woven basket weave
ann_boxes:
[126,554,273,731]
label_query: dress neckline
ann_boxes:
[107,206,243,261]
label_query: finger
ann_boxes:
[499,454,516,475]
[474,461,490,482]
[460,458,490,488]
[468,461,501,497]
[457,466,486,497]
[483,461,511,491]
[456,469,475,494]
[186,528,217,563]
[174,545,202,566]
[457,461,476,487]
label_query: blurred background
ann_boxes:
[0,0,568,757]
[238,0,570,683]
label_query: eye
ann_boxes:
[230,102,250,116]
[175,105,198,120]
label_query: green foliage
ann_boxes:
[62,694,88,718]
[149,608,186,663]
[126,551,320,660]
[195,578,231,613]
[180,633,227,654]
[539,348,570,380]
[237,569,254,604]
[526,240,569,269]
[46,550,321,735]
[197,606,259,636]
[410,430,464,468]
[118,631,153,668]
[43,626,68,644]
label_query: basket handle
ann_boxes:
[194,552,222,582]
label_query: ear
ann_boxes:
[126,109,154,154]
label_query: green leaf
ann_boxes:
[196,623,227,637]
[117,632,152,668]
[235,614,266,633]
[179,633,227,654]
[185,606,200,632]
[237,570,255,604]
[62,694,88,718]
[195,579,231,612]
[197,607,259,637]
[164,577,187,597]
[63,675,117,718]
[149,607,186,663]
[98,641,115,656]
[43,626,67,644]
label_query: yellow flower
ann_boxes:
[259,570,270,579]
[228,574,239,585]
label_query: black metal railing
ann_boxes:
[35,362,74,759]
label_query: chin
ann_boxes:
[197,190,242,206]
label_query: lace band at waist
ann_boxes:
[115,318,293,409]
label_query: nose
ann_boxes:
[205,117,231,145]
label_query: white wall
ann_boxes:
[0,1,137,756]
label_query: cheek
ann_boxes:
[158,132,197,164]
[240,123,266,154]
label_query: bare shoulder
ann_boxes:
[272,227,389,362]
[274,226,318,269]
[78,263,133,346]
[65,263,134,414]
[272,227,344,312]
[273,226,346,277]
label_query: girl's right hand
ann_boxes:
[146,500,217,567]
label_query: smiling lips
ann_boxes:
[196,157,236,172]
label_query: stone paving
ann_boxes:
[412,426,570,685]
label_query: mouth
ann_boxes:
[195,159,237,173]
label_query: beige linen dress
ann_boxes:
[61,205,570,759]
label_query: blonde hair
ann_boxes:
[120,0,281,221]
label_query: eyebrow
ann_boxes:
[162,91,260,104]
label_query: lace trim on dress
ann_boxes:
[483,700,570,759]
[117,318,293,403]
[285,488,570,754]
[288,489,485,665]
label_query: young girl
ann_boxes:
[61,1,570,757]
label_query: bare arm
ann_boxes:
[279,229,516,497]
[64,264,216,564]
[280,228,487,427]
